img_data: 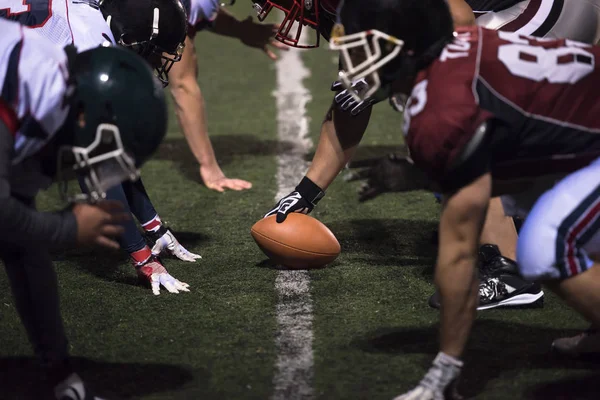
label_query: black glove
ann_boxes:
[331,79,376,116]
[264,176,325,223]
[345,154,431,202]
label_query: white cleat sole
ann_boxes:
[477,291,544,311]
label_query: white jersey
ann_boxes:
[182,0,219,34]
[69,0,115,51]
[476,0,600,44]
[0,19,70,194]
[0,0,115,51]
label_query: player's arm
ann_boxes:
[0,120,74,246]
[168,35,251,191]
[265,102,371,223]
[437,173,490,358]
[306,103,372,189]
[396,174,490,400]
[447,0,477,27]
[0,120,127,249]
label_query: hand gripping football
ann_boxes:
[251,213,341,269]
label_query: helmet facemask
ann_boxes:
[330,29,404,102]
[57,124,139,203]
[252,0,321,48]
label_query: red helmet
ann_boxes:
[252,0,339,48]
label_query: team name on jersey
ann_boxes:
[440,32,473,62]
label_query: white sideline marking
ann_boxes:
[271,42,314,400]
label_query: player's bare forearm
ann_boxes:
[447,0,476,27]
[437,173,491,358]
[169,36,219,169]
[306,104,371,190]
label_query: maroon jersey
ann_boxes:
[404,25,600,191]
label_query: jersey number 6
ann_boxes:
[497,31,595,84]
[0,0,52,28]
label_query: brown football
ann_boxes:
[251,213,341,269]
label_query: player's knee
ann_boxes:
[517,217,561,281]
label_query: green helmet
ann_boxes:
[58,45,167,202]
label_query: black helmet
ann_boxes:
[58,45,167,203]
[100,0,188,86]
[330,0,454,102]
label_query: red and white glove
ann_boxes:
[149,227,202,262]
[136,256,190,295]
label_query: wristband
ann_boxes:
[295,176,325,206]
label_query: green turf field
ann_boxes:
[1,5,599,399]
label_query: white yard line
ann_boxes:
[271,43,315,400]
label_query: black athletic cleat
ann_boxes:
[428,244,544,311]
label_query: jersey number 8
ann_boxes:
[497,31,595,84]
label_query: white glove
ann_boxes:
[136,256,191,295]
[151,229,202,262]
[393,352,463,400]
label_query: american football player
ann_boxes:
[257,0,539,310]
[0,18,167,399]
[345,0,600,334]
[1,0,200,295]
[164,0,286,192]
[331,0,600,397]
[262,0,600,311]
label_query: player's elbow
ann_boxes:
[169,73,202,104]
[448,0,477,28]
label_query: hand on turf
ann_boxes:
[136,256,190,296]
[393,353,463,400]
[264,176,325,223]
[200,165,252,192]
[331,79,376,116]
[345,154,431,202]
[239,18,289,61]
[72,201,129,249]
[151,229,202,262]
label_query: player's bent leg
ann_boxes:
[1,245,69,368]
[480,197,518,260]
[518,158,600,355]
[546,265,600,356]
